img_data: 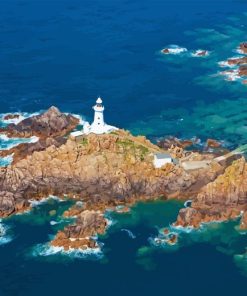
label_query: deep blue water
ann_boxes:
[1,0,247,295]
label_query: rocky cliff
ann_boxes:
[175,157,247,228]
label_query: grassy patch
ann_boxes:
[110,131,119,135]
[81,138,88,145]
[117,138,150,160]
[117,139,134,147]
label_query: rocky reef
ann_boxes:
[0,107,245,251]
[219,42,247,83]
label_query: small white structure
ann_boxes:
[70,130,84,141]
[153,153,173,168]
[70,130,84,138]
[84,97,118,135]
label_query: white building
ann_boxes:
[85,97,118,134]
[153,153,173,168]
[71,97,118,139]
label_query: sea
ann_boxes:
[0,0,247,295]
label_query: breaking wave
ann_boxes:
[29,195,63,207]
[0,155,13,167]
[0,222,13,245]
[121,228,136,239]
[0,111,40,126]
[31,242,104,260]
[160,45,188,55]
[160,45,210,58]
[0,134,39,151]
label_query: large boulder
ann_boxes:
[0,106,79,138]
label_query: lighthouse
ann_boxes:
[90,97,105,133]
[70,96,118,140]
[82,97,118,135]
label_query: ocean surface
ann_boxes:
[1,0,247,295]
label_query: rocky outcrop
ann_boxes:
[228,56,247,66]
[0,119,227,250]
[52,210,107,250]
[0,136,66,164]
[3,114,20,121]
[0,106,79,139]
[239,65,247,77]
[0,131,198,212]
[157,136,197,150]
[0,108,239,250]
[239,42,247,54]
[175,157,247,228]
[0,107,79,163]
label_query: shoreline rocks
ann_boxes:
[0,106,79,139]
[3,114,20,121]
[175,157,247,228]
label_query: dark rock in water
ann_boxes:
[239,42,247,54]
[52,210,107,250]
[206,139,221,149]
[0,106,79,163]
[0,106,79,139]
[162,48,170,54]
[157,136,195,150]
[3,114,20,121]
[239,65,247,77]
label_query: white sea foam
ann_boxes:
[70,113,86,125]
[50,220,59,226]
[0,111,40,125]
[29,195,63,207]
[161,45,188,55]
[121,228,136,239]
[0,223,13,245]
[169,224,195,234]
[235,48,246,55]
[0,154,13,167]
[218,61,231,68]
[31,242,103,259]
[0,134,39,150]
[191,49,210,57]
[218,69,241,81]
[218,56,244,69]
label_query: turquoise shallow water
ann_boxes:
[1,198,247,295]
[1,0,247,294]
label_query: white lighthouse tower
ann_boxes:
[90,97,105,134]
[82,97,118,135]
[70,96,118,140]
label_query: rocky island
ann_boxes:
[0,101,246,251]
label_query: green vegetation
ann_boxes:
[117,139,134,147]
[110,131,119,135]
[117,138,150,160]
[81,138,88,145]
